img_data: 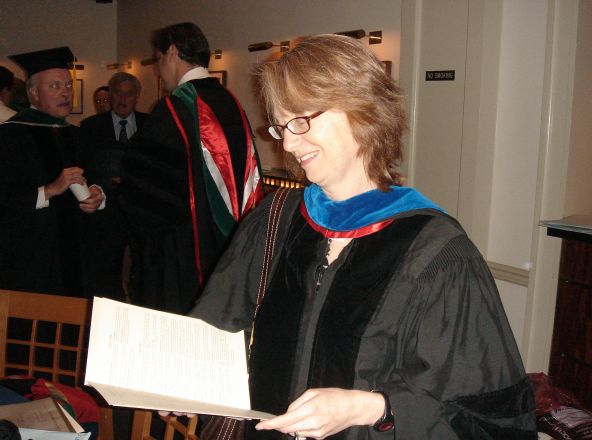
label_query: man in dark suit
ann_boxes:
[79,72,148,301]
[81,72,148,145]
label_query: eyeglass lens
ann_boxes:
[268,111,323,140]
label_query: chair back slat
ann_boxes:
[0,289,194,440]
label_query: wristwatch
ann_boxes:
[371,390,395,432]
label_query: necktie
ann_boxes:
[118,119,128,143]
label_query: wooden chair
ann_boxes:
[0,289,199,440]
[0,289,114,440]
[131,410,198,440]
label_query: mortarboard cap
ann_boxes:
[8,46,75,77]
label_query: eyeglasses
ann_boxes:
[267,111,324,140]
[95,98,111,104]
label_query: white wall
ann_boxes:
[476,0,589,372]
[0,0,118,125]
[487,1,548,272]
[116,0,402,169]
[485,1,549,356]
[524,0,591,373]
[401,0,554,361]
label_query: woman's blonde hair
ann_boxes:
[257,34,407,190]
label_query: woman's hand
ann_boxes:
[255,388,385,440]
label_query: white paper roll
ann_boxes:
[70,183,91,201]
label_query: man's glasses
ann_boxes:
[267,111,324,140]
[95,98,111,104]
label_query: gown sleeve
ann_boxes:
[382,235,536,439]
[0,126,47,217]
[187,192,276,332]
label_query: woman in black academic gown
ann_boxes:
[189,35,537,440]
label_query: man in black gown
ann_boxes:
[0,47,105,297]
[120,22,264,314]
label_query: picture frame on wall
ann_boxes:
[71,79,83,114]
[209,70,227,87]
[382,61,392,77]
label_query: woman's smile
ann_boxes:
[296,151,319,166]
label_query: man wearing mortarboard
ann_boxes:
[0,46,105,297]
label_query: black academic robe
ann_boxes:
[190,190,537,440]
[0,113,86,296]
[119,78,259,314]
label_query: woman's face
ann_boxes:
[276,108,375,201]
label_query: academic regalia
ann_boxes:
[120,77,263,314]
[0,47,88,297]
[0,109,85,296]
[9,46,76,77]
[190,186,537,440]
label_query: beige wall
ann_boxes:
[399,0,588,369]
[400,0,469,217]
[0,0,117,125]
[524,0,592,373]
[116,0,402,169]
[564,0,592,216]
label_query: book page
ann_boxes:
[18,429,91,440]
[85,383,272,420]
[57,402,84,433]
[0,398,73,432]
[85,298,269,418]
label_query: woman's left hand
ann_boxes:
[255,388,384,440]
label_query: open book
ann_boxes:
[85,297,272,419]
